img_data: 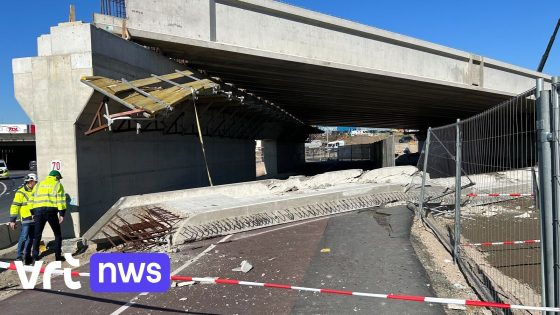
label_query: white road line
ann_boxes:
[111,213,335,314]
[0,182,6,197]
[110,235,230,315]
[230,216,330,242]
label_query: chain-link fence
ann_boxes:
[417,88,543,311]
[305,136,395,166]
[306,144,375,162]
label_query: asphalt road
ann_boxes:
[0,170,28,223]
[0,207,443,314]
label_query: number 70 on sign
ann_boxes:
[50,160,62,171]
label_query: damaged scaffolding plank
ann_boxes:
[81,73,218,115]
[81,71,219,135]
[81,68,320,137]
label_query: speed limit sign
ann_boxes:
[50,160,62,171]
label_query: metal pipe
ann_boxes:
[537,88,555,311]
[418,128,431,219]
[454,119,462,264]
[552,76,560,307]
[537,78,547,309]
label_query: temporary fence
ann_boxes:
[416,85,556,313]
[305,136,395,167]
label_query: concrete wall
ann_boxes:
[336,136,395,168]
[261,140,305,176]
[13,22,256,237]
[276,141,305,174]
[261,139,278,177]
[114,0,548,95]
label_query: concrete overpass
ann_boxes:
[11,0,551,237]
[93,0,550,129]
[0,133,35,170]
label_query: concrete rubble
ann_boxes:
[84,166,424,247]
[232,260,253,273]
[82,164,536,249]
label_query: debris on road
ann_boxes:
[178,281,195,287]
[232,260,253,273]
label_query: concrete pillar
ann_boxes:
[261,140,278,177]
[13,22,257,237]
[276,141,305,174]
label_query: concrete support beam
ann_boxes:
[93,0,551,128]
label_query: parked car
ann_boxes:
[0,159,9,179]
[29,160,37,171]
[399,136,414,143]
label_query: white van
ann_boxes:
[326,140,345,151]
[0,159,9,179]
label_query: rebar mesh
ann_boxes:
[418,88,541,311]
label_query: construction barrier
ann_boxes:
[1,261,559,313]
[463,239,540,247]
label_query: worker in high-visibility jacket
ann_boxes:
[30,170,66,262]
[9,173,38,264]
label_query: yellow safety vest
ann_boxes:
[30,176,67,212]
[9,185,34,221]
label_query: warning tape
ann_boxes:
[0,261,89,277]
[465,193,533,197]
[463,239,540,247]
[1,261,558,313]
[171,276,559,312]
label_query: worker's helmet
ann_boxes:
[24,173,38,182]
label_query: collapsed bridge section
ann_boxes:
[12,21,316,238]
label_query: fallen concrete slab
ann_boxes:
[83,167,423,247]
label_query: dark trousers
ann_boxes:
[32,207,62,260]
[16,221,34,260]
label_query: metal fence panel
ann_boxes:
[418,88,542,311]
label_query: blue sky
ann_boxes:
[1,0,559,123]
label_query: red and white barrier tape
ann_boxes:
[1,261,556,313]
[465,193,533,197]
[0,261,90,277]
[463,239,540,247]
[172,276,560,312]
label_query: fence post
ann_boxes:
[552,76,560,308]
[537,83,555,310]
[418,128,431,219]
[454,119,462,264]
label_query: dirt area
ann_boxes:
[411,219,491,315]
[310,133,390,145]
[462,214,541,293]
[426,196,542,310]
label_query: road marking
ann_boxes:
[0,182,6,197]
[230,216,330,242]
[110,235,230,315]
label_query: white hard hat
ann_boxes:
[24,173,38,182]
